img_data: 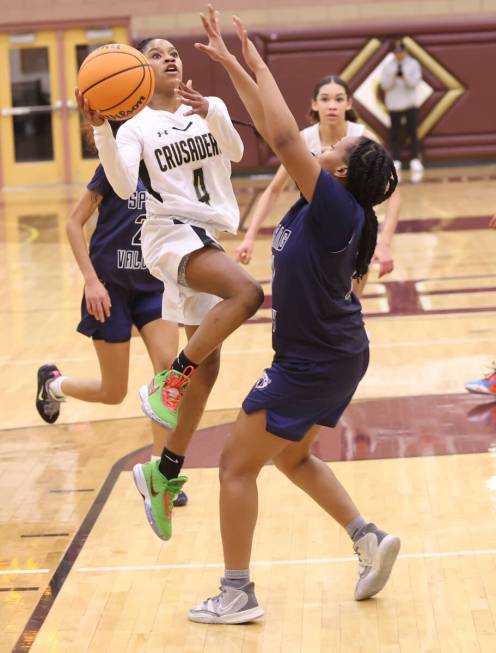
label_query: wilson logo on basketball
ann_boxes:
[105,96,147,121]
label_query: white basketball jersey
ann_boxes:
[94,98,243,234]
[301,121,365,155]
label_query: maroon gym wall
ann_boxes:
[169,17,496,171]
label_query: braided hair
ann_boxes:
[346,137,398,279]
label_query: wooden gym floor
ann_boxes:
[1,164,496,653]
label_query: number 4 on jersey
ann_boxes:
[193,167,210,205]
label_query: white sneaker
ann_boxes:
[409,158,424,172]
[353,526,401,601]
[189,580,264,624]
[410,169,424,184]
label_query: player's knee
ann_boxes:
[274,452,310,477]
[240,280,264,318]
[219,448,252,484]
[101,386,127,404]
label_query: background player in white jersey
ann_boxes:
[235,75,401,292]
[77,37,263,541]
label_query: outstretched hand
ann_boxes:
[177,80,209,119]
[232,16,265,74]
[196,4,266,75]
[195,4,234,65]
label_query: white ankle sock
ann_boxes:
[48,375,66,399]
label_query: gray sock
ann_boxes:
[223,569,250,589]
[353,521,387,544]
[345,515,368,541]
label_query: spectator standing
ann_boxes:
[380,40,423,180]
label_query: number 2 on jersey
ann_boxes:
[131,213,146,246]
[193,167,210,205]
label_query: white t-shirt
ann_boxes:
[93,98,244,234]
[301,121,365,155]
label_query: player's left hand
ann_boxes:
[177,80,209,119]
[372,241,394,278]
[196,4,234,66]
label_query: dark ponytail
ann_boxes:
[346,138,398,279]
[232,118,262,140]
[307,75,358,125]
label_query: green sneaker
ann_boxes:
[140,367,194,430]
[132,460,188,540]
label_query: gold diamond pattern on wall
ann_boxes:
[340,36,465,139]
[401,36,464,139]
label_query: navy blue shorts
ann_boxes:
[242,348,369,442]
[77,283,163,343]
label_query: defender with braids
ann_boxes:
[187,6,400,625]
[347,138,397,279]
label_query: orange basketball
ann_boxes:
[78,43,155,121]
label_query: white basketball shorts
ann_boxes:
[141,215,223,325]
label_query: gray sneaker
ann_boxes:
[188,579,264,624]
[353,524,401,601]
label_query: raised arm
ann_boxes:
[75,91,141,199]
[195,5,321,203]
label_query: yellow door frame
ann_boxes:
[0,21,130,189]
[0,31,64,187]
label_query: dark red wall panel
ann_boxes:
[164,19,496,171]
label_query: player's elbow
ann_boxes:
[271,132,299,158]
[229,142,244,163]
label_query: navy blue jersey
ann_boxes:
[87,165,163,293]
[271,169,368,361]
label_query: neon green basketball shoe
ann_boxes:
[132,460,188,540]
[140,367,194,430]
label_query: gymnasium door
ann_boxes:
[0,25,129,189]
[0,31,64,187]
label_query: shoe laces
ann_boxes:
[353,540,372,572]
[203,586,226,607]
[161,366,195,410]
[165,477,186,497]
